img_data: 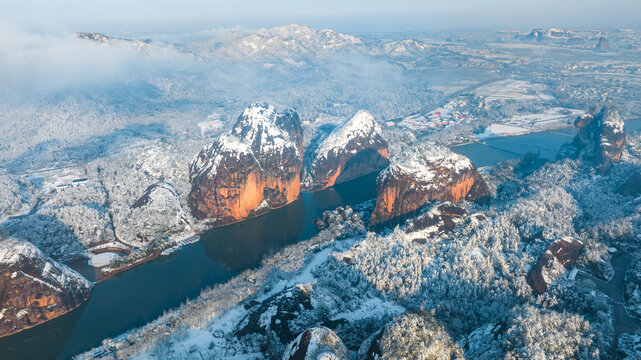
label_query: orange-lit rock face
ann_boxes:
[304,110,389,191]
[370,143,488,225]
[0,239,92,337]
[189,104,303,224]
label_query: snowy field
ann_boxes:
[474,79,555,102]
[479,107,585,139]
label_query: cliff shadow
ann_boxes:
[0,213,87,262]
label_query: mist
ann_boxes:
[0,22,192,102]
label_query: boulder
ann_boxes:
[618,171,641,197]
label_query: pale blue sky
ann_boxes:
[2,0,641,34]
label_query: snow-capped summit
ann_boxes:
[304,110,389,191]
[190,24,364,60]
[188,104,303,223]
[524,27,577,41]
[370,142,488,225]
[0,238,92,337]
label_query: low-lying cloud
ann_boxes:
[0,21,189,102]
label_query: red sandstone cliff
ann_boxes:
[303,110,389,191]
[188,104,303,224]
[370,142,488,225]
[0,238,92,337]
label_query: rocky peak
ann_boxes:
[232,103,303,156]
[565,105,625,174]
[370,142,488,225]
[0,238,92,337]
[304,110,389,191]
[75,32,111,43]
[188,104,303,223]
[595,37,609,50]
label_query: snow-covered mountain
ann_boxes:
[370,142,488,225]
[188,103,303,223]
[303,110,389,191]
[0,238,92,337]
[189,24,365,60]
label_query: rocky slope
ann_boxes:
[562,105,625,174]
[115,182,190,246]
[304,110,389,191]
[0,238,92,337]
[188,104,303,224]
[527,237,584,293]
[370,142,488,225]
[283,327,349,360]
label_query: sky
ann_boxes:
[2,0,641,36]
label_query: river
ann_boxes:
[0,173,378,360]
[3,120,641,360]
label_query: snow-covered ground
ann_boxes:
[474,79,555,102]
[88,252,118,267]
[479,107,584,139]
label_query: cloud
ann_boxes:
[0,21,189,101]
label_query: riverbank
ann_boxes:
[0,172,379,360]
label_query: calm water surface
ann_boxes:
[0,173,378,360]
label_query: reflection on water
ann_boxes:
[201,172,378,271]
[0,302,87,360]
[0,172,378,360]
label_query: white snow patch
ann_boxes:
[89,252,118,268]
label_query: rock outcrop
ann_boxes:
[0,238,92,337]
[370,142,488,225]
[528,237,583,293]
[283,327,349,360]
[404,202,468,239]
[595,37,609,51]
[561,105,625,174]
[303,110,389,191]
[358,311,464,360]
[235,285,314,346]
[189,104,303,224]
